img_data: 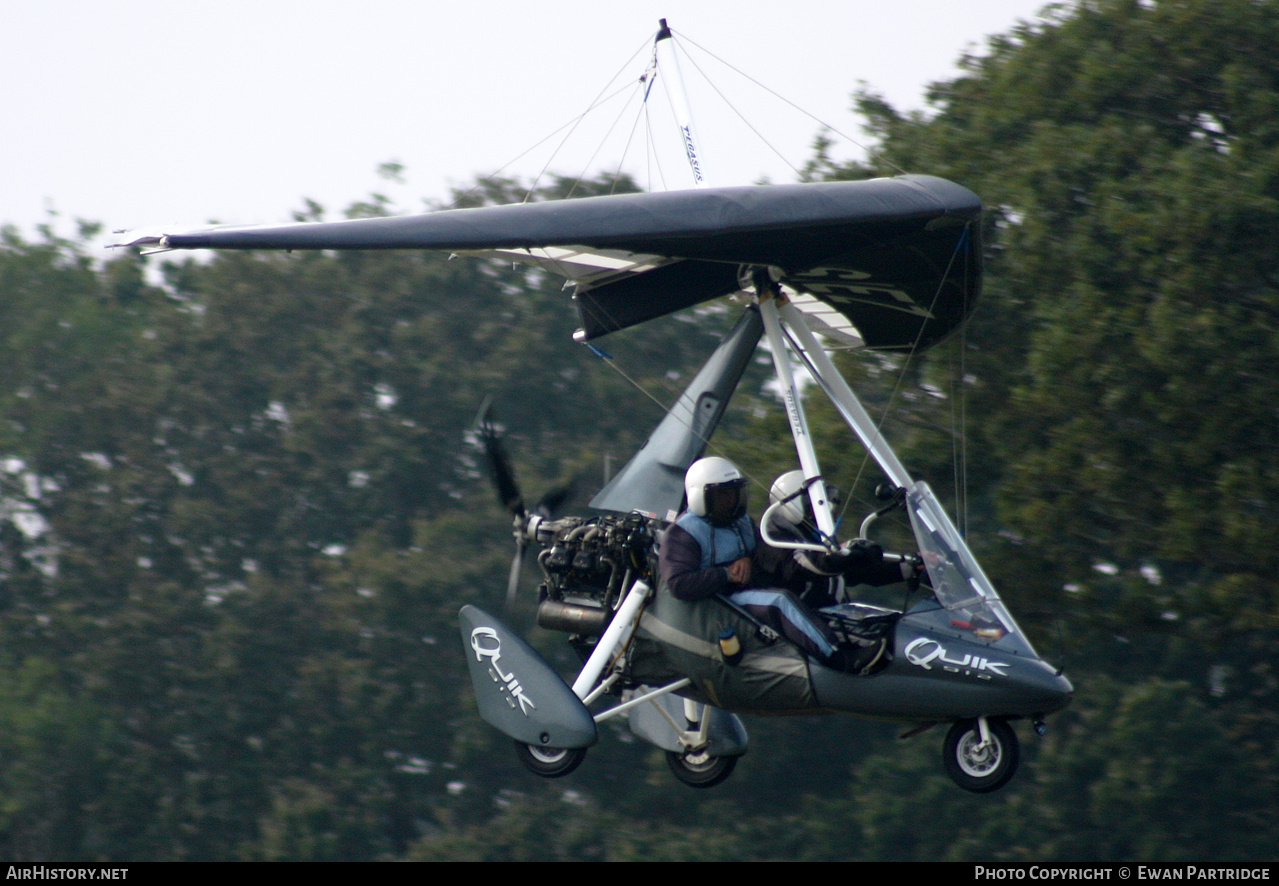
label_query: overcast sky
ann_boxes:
[3,0,1050,245]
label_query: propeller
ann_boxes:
[475,396,526,519]
[472,397,573,608]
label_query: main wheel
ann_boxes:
[513,741,586,778]
[943,718,1019,793]
[666,748,738,789]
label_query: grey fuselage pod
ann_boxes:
[633,590,1071,721]
[809,607,1073,721]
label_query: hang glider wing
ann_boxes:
[114,174,982,352]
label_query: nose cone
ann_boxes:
[1032,665,1074,715]
[1050,672,1073,711]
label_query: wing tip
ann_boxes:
[106,229,172,254]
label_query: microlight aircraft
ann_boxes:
[113,21,1072,792]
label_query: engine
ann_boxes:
[530,513,658,639]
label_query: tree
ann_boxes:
[0,177,751,859]
[807,0,1279,855]
[841,0,1279,636]
[7,6,1279,853]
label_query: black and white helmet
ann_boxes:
[685,457,748,525]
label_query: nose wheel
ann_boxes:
[943,717,1019,793]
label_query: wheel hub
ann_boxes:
[528,746,569,764]
[957,733,1000,777]
[681,749,714,770]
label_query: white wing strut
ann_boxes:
[776,298,913,490]
[751,274,919,551]
[758,291,839,542]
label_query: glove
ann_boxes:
[830,538,883,574]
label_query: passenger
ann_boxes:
[760,469,916,610]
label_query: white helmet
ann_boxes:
[769,470,808,526]
[685,457,747,525]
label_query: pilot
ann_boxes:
[659,457,843,665]
[761,469,915,609]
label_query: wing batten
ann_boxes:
[453,246,676,288]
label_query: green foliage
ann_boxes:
[790,0,1279,861]
[0,178,736,859]
[846,0,1279,635]
[0,657,112,859]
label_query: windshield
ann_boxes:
[906,482,1037,657]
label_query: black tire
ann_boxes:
[665,748,738,789]
[513,741,586,778]
[943,718,1019,793]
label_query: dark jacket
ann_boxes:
[659,513,763,601]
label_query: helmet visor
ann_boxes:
[705,479,748,525]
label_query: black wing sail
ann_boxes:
[119,174,982,351]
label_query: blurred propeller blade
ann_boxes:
[474,396,525,518]
[506,543,527,609]
[473,397,576,611]
[534,482,575,519]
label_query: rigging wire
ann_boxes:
[837,223,974,531]
[673,31,909,178]
[582,338,775,501]
[952,323,970,539]
[428,35,652,210]
[562,78,650,200]
[606,84,653,195]
[524,77,645,201]
[670,35,805,181]
[431,77,640,210]
[459,23,888,207]
[455,24,975,533]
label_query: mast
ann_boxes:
[651,19,709,188]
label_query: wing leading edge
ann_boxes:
[115,174,982,351]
